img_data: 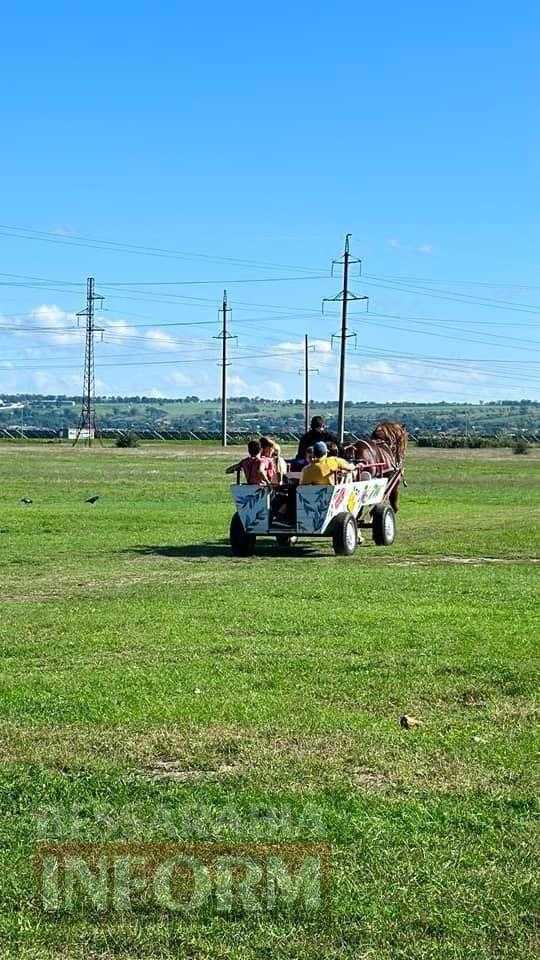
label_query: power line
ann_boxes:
[102,275,328,286]
[364,272,540,291]
[0,223,324,274]
[229,357,538,398]
[335,347,540,386]
[0,270,327,287]
[0,347,313,372]
[360,277,540,316]
[351,313,540,354]
[3,268,539,330]
[2,224,540,293]
[347,309,539,327]
[364,310,540,349]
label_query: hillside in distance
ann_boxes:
[1,394,539,437]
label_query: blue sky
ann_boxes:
[1,2,539,402]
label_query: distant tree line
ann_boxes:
[1,394,538,439]
[416,435,536,448]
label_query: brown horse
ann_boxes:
[344,421,407,512]
[371,420,408,463]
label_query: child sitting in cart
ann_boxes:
[225,440,275,485]
[260,437,288,484]
[300,441,355,485]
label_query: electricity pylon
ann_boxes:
[73,277,104,447]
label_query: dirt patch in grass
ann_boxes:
[386,555,539,567]
[460,689,487,708]
[349,767,396,792]
[0,723,352,771]
[490,701,539,723]
[144,759,243,781]
[4,554,532,605]
[0,565,236,603]
[0,721,536,796]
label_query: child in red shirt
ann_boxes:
[226,439,274,485]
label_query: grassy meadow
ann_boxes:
[0,441,538,959]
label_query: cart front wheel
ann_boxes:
[230,512,256,556]
[372,504,396,546]
[332,512,358,556]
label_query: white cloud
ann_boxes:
[4,304,185,357]
[143,387,165,399]
[310,339,334,367]
[145,329,178,351]
[275,340,304,353]
[387,238,434,255]
[360,359,398,378]
[29,370,88,393]
[259,340,303,375]
[49,225,77,237]
[106,319,181,353]
[263,380,286,399]
[228,374,248,394]
[167,371,193,387]
[265,339,335,376]
[165,369,215,395]
[105,319,137,341]
[312,339,332,353]
[28,304,80,346]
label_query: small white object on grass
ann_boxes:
[400,714,422,729]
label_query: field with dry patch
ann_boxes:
[0,442,538,959]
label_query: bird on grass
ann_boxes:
[400,714,422,730]
[20,498,33,505]
[85,496,100,504]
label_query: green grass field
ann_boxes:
[0,443,538,959]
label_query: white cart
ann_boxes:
[229,466,401,557]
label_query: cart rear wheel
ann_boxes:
[372,503,396,546]
[230,512,256,556]
[332,512,358,556]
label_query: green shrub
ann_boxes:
[417,435,512,449]
[513,438,529,455]
[115,432,139,448]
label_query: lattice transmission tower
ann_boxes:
[73,277,104,447]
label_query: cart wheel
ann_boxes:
[230,513,256,557]
[275,534,298,548]
[332,512,358,556]
[372,504,396,546]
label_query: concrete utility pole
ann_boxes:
[337,238,351,443]
[299,334,319,432]
[215,290,237,447]
[73,277,104,447]
[323,235,368,445]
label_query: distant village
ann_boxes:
[0,394,538,442]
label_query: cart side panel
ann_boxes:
[231,485,270,533]
[342,479,388,519]
[297,480,388,533]
[296,486,334,533]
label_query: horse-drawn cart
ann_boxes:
[229,461,402,557]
